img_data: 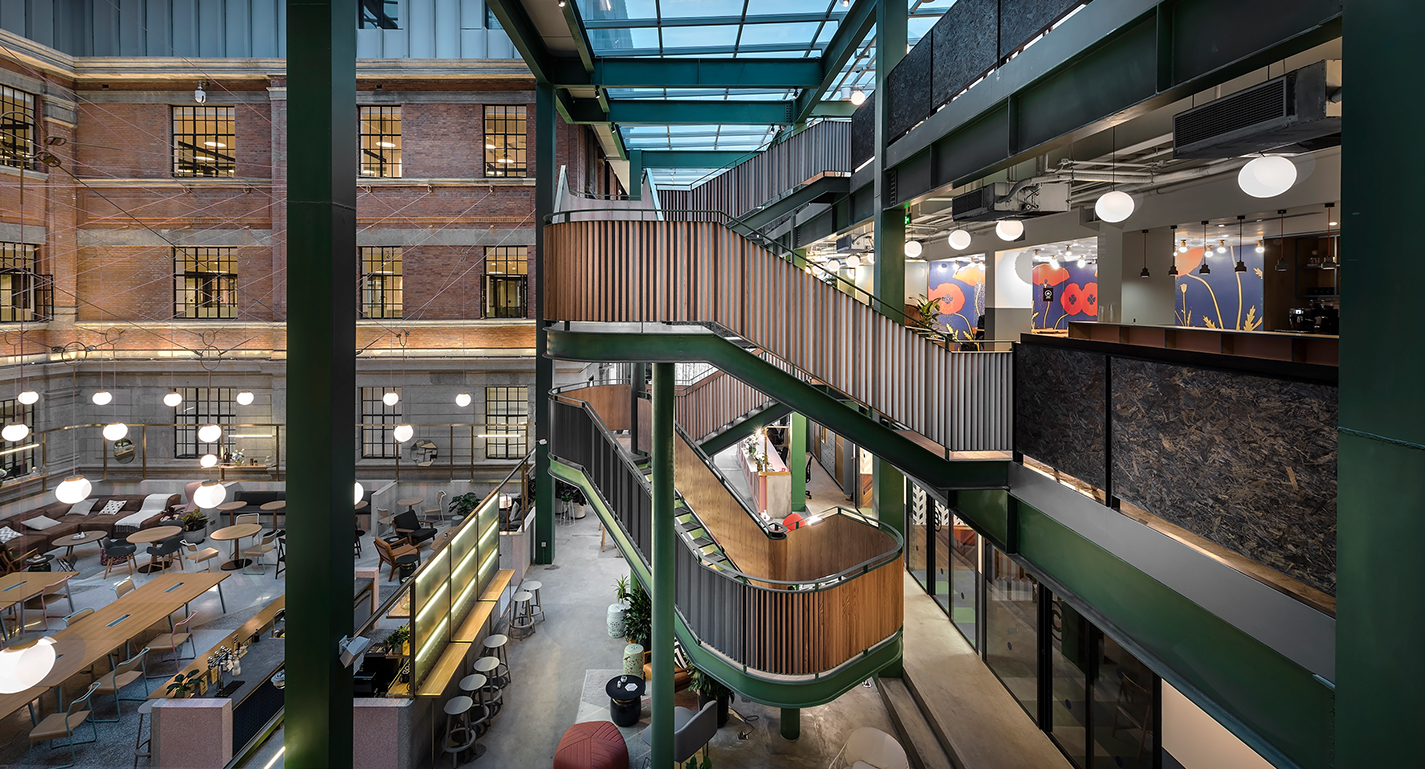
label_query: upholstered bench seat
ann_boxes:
[553,721,628,769]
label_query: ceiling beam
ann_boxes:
[559,0,597,73]
[485,0,588,87]
[567,98,796,125]
[794,0,876,123]
[583,11,849,29]
[639,150,754,168]
[582,58,822,89]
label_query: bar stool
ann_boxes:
[441,696,482,767]
[471,657,504,717]
[133,700,153,769]
[510,591,536,639]
[458,673,492,736]
[520,581,545,624]
[480,634,510,687]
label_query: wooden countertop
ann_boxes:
[151,595,285,700]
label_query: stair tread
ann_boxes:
[878,678,955,769]
[688,536,715,548]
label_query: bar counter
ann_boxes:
[1066,321,1338,366]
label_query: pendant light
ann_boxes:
[102,422,128,442]
[1238,155,1297,198]
[1168,225,1179,277]
[164,391,182,407]
[235,391,254,406]
[1234,216,1247,272]
[1094,128,1135,223]
[1274,210,1289,271]
[91,390,112,406]
[382,391,399,406]
[354,481,365,506]
[995,220,1023,241]
[455,392,471,407]
[393,423,414,443]
[948,229,972,250]
[1198,221,1211,275]
[0,635,56,694]
[904,240,923,258]
[845,255,862,269]
[193,479,226,509]
[55,476,91,504]
[1,423,27,442]
[849,89,866,106]
[14,324,36,407]
[200,453,218,468]
[198,424,222,444]
[1137,230,1150,278]
[1322,203,1338,271]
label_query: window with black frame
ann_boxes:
[359,246,403,318]
[483,105,526,177]
[485,246,527,318]
[360,386,401,459]
[175,387,234,459]
[172,106,235,177]
[359,106,402,178]
[358,0,399,28]
[0,243,43,322]
[484,386,527,459]
[0,86,35,170]
[0,397,34,477]
[175,247,237,319]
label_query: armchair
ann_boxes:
[391,510,436,548]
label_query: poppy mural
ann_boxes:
[925,260,985,339]
[1033,260,1097,330]
[1174,246,1265,330]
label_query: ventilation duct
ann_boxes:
[950,181,1070,222]
[1173,60,1341,159]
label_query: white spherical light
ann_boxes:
[91,390,112,406]
[947,229,972,250]
[354,481,365,506]
[995,220,1024,241]
[455,392,472,407]
[1,423,27,442]
[102,423,128,442]
[824,259,840,272]
[163,391,182,407]
[235,391,254,406]
[392,424,414,443]
[0,636,56,694]
[849,89,866,106]
[904,240,923,258]
[193,480,226,509]
[844,255,861,269]
[1238,156,1298,198]
[1094,190,1135,223]
[382,391,399,407]
[200,453,218,468]
[198,424,222,443]
[55,476,91,505]
[16,391,37,406]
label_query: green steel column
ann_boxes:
[1338,2,1425,766]
[780,707,801,740]
[790,412,807,513]
[534,81,556,564]
[630,362,646,455]
[872,0,907,316]
[627,149,642,201]
[284,0,356,765]
[650,362,676,768]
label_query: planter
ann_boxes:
[185,525,207,544]
[606,603,627,639]
[574,504,588,520]
[698,691,732,728]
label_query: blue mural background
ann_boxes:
[1174,246,1265,330]
[926,260,986,340]
[1032,261,1098,330]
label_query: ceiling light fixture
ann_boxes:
[55,476,91,505]
[1274,209,1289,271]
[1238,155,1298,198]
[455,392,471,407]
[904,240,923,258]
[1139,229,1150,278]
[1216,240,1227,254]
[91,390,112,406]
[198,424,222,444]
[0,635,56,694]
[383,391,399,406]
[236,391,254,406]
[995,220,1024,241]
[1168,225,1179,277]
[102,422,128,442]
[393,424,414,443]
[845,255,861,269]
[354,481,365,506]
[193,480,227,509]
[1094,127,1135,223]
[849,89,866,106]
[201,453,218,468]
[194,82,206,104]
[1323,202,1338,270]
[1235,215,1247,272]
[947,229,971,250]
[1199,221,1211,275]
[164,391,182,407]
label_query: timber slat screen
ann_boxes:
[546,220,1013,452]
[659,121,851,221]
[552,390,903,677]
[675,369,775,444]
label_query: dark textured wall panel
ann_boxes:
[1111,358,1337,595]
[888,39,934,139]
[1000,0,1081,59]
[851,100,875,168]
[1014,343,1106,488]
[932,0,999,108]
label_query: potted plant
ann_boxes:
[621,578,651,648]
[447,492,479,525]
[608,576,630,638]
[385,624,411,656]
[167,670,202,698]
[182,511,209,543]
[689,667,734,727]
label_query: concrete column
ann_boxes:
[1096,226,1176,326]
[986,247,1033,340]
[789,412,807,513]
[649,362,675,768]
[284,0,356,764]
[533,81,555,564]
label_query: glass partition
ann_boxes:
[986,545,1040,723]
[946,512,980,648]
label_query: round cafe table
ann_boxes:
[60,530,105,562]
[396,497,424,515]
[261,500,287,527]
[128,525,184,574]
[216,500,246,526]
[211,523,263,571]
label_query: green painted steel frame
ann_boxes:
[567,99,795,125]
[794,0,878,123]
[698,402,793,457]
[592,58,823,89]
[737,174,850,231]
[639,150,754,169]
[548,459,904,708]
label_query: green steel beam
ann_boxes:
[558,0,596,73]
[584,12,849,29]
[549,459,904,708]
[794,0,877,123]
[587,58,823,89]
[639,150,750,169]
[737,174,850,231]
[790,412,807,514]
[650,363,676,768]
[698,402,793,456]
[284,0,356,764]
[567,98,796,125]
[809,101,858,118]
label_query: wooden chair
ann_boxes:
[114,577,135,600]
[182,541,220,572]
[642,641,694,693]
[148,614,197,676]
[374,537,419,582]
[376,508,392,537]
[241,532,279,575]
[27,681,100,769]
[0,544,36,576]
[23,573,76,630]
[62,608,93,628]
[93,647,150,722]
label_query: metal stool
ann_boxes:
[133,700,154,769]
[458,674,493,736]
[520,581,545,624]
[480,634,510,687]
[472,657,504,717]
[510,591,535,639]
[441,696,482,767]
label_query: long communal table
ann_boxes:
[0,571,79,640]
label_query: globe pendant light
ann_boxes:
[163,391,182,407]
[904,240,923,258]
[91,390,112,406]
[1095,190,1134,223]
[455,392,472,407]
[55,476,91,505]
[849,89,866,106]
[1238,155,1298,198]
[102,422,128,442]
[845,255,862,269]
[947,229,972,250]
[16,390,36,405]
[382,391,399,407]
[995,220,1024,241]
[200,453,218,468]
[235,391,254,406]
[824,259,840,272]
[193,480,226,509]
[198,424,222,444]
[1,423,27,442]
[392,424,414,443]
[354,481,365,506]
[0,636,56,694]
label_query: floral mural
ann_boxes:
[1173,246,1265,330]
[926,260,985,340]
[1033,260,1098,330]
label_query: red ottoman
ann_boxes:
[553,721,629,769]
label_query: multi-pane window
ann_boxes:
[484,386,528,459]
[0,86,35,170]
[359,106,402,178]
[174,248,237,319]
[172,106,235,177]
[484,106,527,178]
[360,387,401,459]
[0,243,46,323]
[360,247,403,318]
[485,246,528,318]
[0,398,33,477]
[358,0,399,28]
[175,387,234,459]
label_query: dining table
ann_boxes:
[211,523,264,571]
[396,497,425,516]
[260,499,287,527]
[128,525,185,574]
[216,500,247,526]
[0,571,78,640]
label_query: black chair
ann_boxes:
[144,535,184,574]
[392,510,436,548]
[101,538,137,578]
[354,527,365,558]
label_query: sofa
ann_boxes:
[0,493,182,558]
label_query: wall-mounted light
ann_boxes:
[194,82,207,104]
